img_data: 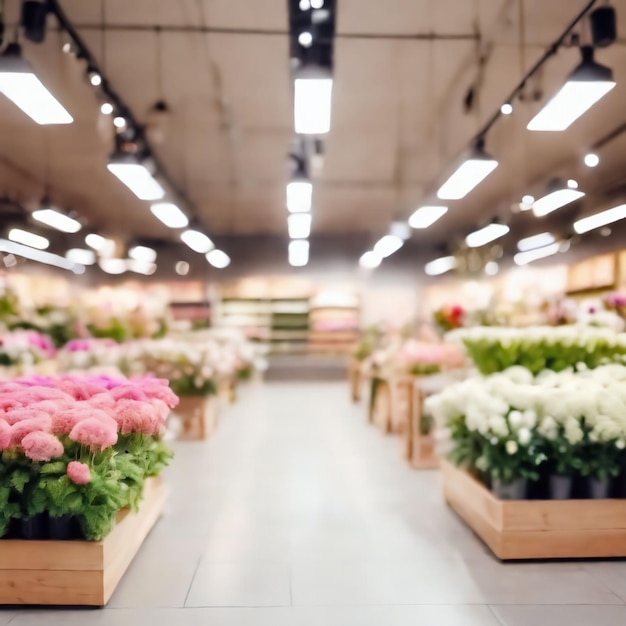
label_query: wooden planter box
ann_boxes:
[0,477,166,606]
[403,379,439,469]
[174,395,218,440]
[348,358,363,403]
[442,459,626,560]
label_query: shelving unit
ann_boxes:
[308,292,359,354]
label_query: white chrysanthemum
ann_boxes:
[505,440,519,455]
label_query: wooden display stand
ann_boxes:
[175,395,218,440]
[348,358,363,403]
[0,477,166,606]
[403,380,438,469]
[442,459,626,560]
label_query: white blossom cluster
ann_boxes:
[425,364,626,453]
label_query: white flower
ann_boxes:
[505,440,519,455]
[518,427,531,446]
[508,410,524,428]
[617,440,625,449]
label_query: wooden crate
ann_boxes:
[0,477,166,606]
[441,459,626,560]
[404,380,438,469]
[348,358,363,403]
[174,395,218,440]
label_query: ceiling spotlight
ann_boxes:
[408,205,448,229]
[0,43,73,125]
[373,235,403,259]
[359,251,381,269]
[299,0,311,10]
[150,202,189,229]
[65,248,96,265]
[113,116,127,129]
[206,249,231,269]
[311,0,324,7]
[175,260,190,276]
[62,42,73,54]
[8,228,49,250]
[129,245,157,263]
[567,179,579,189]
[500,103,513,115]
[527,46,615,131]
[584,152,600,167]
[100,102,114,115]
[298,32,313,47]
[437,140,498,200]
[107,152,165,200]
[32,206,81,233]
[87,68,102,87]
[425,255,456,276]
[465,223,510,248]
[181,229,214,254]
[521,194,535,209]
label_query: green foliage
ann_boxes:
[169,376,217,397]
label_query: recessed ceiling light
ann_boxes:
[298,32,313,47]
[100,102,113,115]
[500,103,513,115]
[584,152,599,167]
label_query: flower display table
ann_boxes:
[348,358,363,403]
[403,380,438,469]
[441,460,626,560]
[175,395,218,440]
[0,477,166,606]
[368,374,413,435]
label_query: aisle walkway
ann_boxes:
[4,382,626,625]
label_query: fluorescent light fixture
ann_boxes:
[65,248,96,265]
[8,228,49,250]
[359,251,381,269]
[129,245,157,263]
[0,43,73,125]
[514,242,560,265]
[85,233,114,252]
[99,258,127,274]
[425,255,456,276]
[107,156,165,201]
[289,239,309,267]
[437,144,498,200]
[584,152,599,167]
[373,235,403,258]
[150,202,189,228]
[32,208,81,233]
[286,180,312,213]
[574,203,626,234]
[532,187,585,217]
[517,232,555,252]
[206,249,231,269]
[527,47,615,131]
[294,66,333,134]
[0,238,82,272]
[409,205,448,229]
[288,213,312,239]
[127,259,156,275]
[181,229,214,253]
[465,223,509,248]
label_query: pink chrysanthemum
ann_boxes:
[0,420,11,450]
[10,416,53,446]
[67,461,91,485]
[114,399,162,435]
[69,417,118,451]
[21,431,64,462]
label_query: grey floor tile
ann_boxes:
[185,561,291,607]
[0,612,15,626]
[492,605,626,626]
[583,562,626,602]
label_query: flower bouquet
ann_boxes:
[0,330,57,375]
[56,338,124,374]
[0,374,177,540]
[434,304,464,333]
[449,326,626,375]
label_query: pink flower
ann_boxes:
[69,418,118,451]
[67,461,91,485]
[114,399,162,435]
[21,431,64,462]
[10,416,53,446]
[0,420,11,450]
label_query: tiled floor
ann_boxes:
[4,381,626,625]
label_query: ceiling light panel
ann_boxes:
[574,204,626,234]
[181,229,214,254]
[517,232,555,252]
[532,188,585,217]
[437,158,498,200]
[408,205,448,229]
[8,228,49,250]
[32,208,81,233]
[465,223,509,248]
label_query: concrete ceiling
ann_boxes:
[0,0,625,275]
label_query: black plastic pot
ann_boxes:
[588,477,611,499]
[20,514,48,540]
[549,474,573,500]
[48,515,78,540]
[492,478,527,500]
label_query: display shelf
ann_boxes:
[0,477,166,606]
[173,395,218,440]
[442,459,626,560]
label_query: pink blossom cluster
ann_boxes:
[0,330,56,361]
[63,338,118,352]
[396,340,464,368]
[0,375,179,471]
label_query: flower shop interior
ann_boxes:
[3,0,626,624]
